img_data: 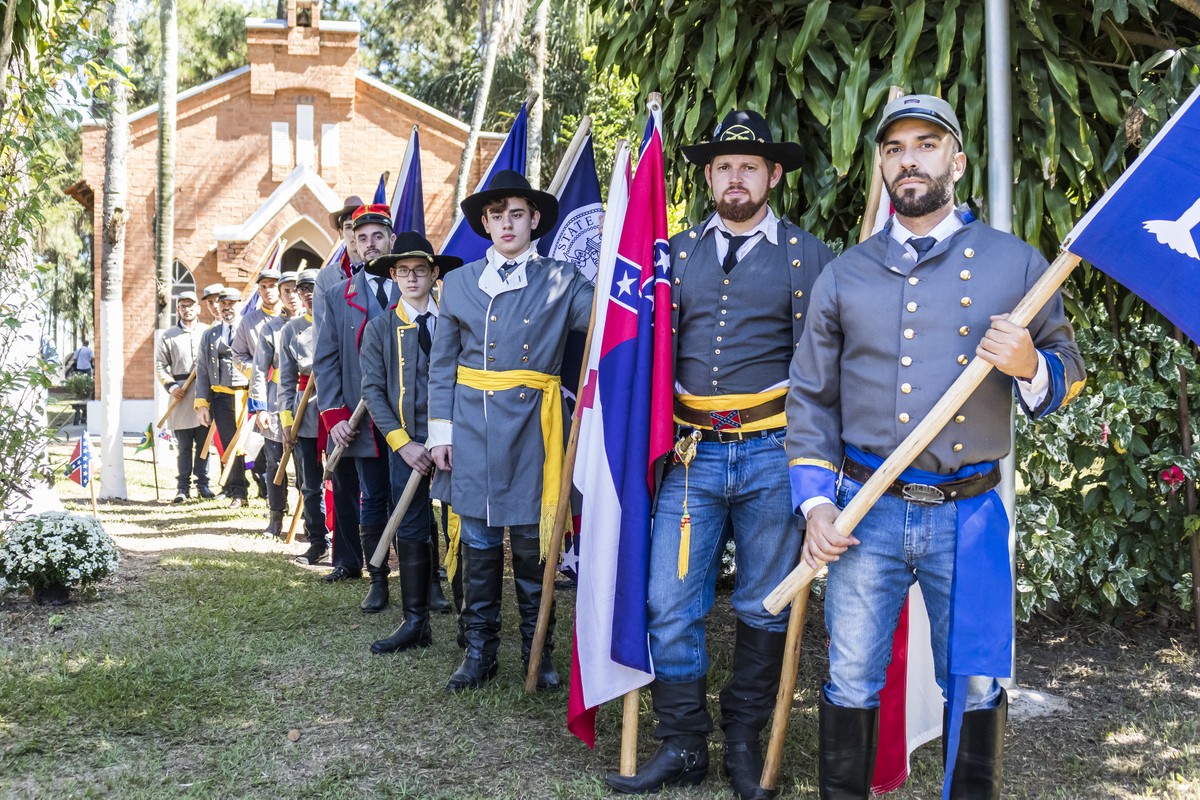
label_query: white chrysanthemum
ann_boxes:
[0,512,120,591]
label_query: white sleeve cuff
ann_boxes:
[426,419,452,448]
[1016,352,1049,408]
[801,497,837,519]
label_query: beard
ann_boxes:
[715,187,768,224]
[886,163,956,218]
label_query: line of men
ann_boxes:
[156,94,1085,800]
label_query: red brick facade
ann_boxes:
[79,2,500,401]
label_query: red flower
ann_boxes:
[1161,465,1186,493]
[1100,423,1110,446]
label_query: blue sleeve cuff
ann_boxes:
[1022,348,1067,419]
[789,462,838,515]
[247,398,266,413]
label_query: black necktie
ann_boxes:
[908,236,937,261]
[416,312,432,357]
[501,260,519,280]
[375,278,390,310]
[721,231,750,274]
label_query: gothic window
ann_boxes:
[171,260,196,326]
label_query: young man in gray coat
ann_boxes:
[195,288,249,508]
[155,291,213,502]
[428,170,593,692]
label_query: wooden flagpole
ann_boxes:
[157,369,196,428]
[275,378,315,485]
[199,422,217,459]
[285,500,304,544]
[765,249,1084,616]
[522,122,608,694]
[218,392,251,486]
[545,116,592,196]
[370,466,425,568]
[89,474,98,518]
[620,690,640,776]
[150,435,160,502]
[323,399,368,479]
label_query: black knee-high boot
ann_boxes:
[604,678,712,793]
[818,691,878,800]
[510,536,559,691]
[445,545,503,691]
[719,620,788,799]
[359,524,389,613]
[943,690,1007,800]
[370,539,432,653]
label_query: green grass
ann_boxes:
[1,445,1198,798]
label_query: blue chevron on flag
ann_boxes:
[66,435,92,488]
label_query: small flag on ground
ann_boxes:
[66,436,92,487]
[135,423,154,453]
[391,126,426,236]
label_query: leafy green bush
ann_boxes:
[63,373,94,399]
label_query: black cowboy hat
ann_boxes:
[459,170,559,240]
[681,109,804,173]
[366,231,464,278]
[329,195,366,231]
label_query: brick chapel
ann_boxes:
[72,0,500,425]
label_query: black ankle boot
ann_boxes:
[944,689,1007,800]
[262,511,285,538]
[371,540,432,654]
[428,533,452,614]
[445,545,503,692]
[359,525,389,613]
[511,536,559,691]
[818,691,878,800]
[719,620,788,799]
[604,679,712,793]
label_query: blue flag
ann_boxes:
[440,102,529,264]
[373,172,388,206]
[1067,85,1200,342]
[537,134,603,281]
[391,126,425,236]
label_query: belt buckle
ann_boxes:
[709,409,743,431]
[714,428,745,443]
[901,483,945,506]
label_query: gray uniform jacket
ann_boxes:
[155,322,205,430]
[312,269,397,457]
[231,306,280,375]
[278,314,319,439]
[785,215,1086,476]
[250,314,287,441]
[195,319,248,408]
[312,252,355,345]
[360,301,435,455]
[428,256,593,525]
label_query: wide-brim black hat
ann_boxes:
[681,109,804,172]
[460,170,559,240]
[365,231,464,278]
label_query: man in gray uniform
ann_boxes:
[250,272,293,537]
[201,283,225,324]
[195,288,249,508]
[786,95,1085,800]
[155,291,213,502]
[604,110,834,799]
[429,170,593,693]
[233,267,284,505]
[314,203,399,610]
[279,269,327,564]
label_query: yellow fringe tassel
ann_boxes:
[677,513,691,579]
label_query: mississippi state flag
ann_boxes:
[568,107,674,746]
[66,436,92,487]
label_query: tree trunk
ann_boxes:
[99,0,130,500]
[525,0,549,188]
[156,0,176,331]
[452,0,506,217]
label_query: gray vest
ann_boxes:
[676,230,794,394]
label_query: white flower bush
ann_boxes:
[0,512,119,592]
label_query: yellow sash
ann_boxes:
[673,387,788,432]
[456,365,566,558]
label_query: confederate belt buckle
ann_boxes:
[709,409,742,430]
[901,483,946,506]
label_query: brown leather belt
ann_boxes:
[842,458,1000,506]
[673,395,787,430]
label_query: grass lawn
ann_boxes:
[1,442,1198,798]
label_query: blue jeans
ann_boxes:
[387,450,433,544]
[647,434,802,682]
[296,436,327,543]
[173,425,210,493]
[458,516,538,549]
[354,427,392,527]
[825,475,1000,711]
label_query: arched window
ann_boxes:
[171,260,196,326]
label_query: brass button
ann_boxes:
[522,344,529,350]
[953,443,964,452]
[794,290,804,298]
[721,295,728,301]
[960,270,971,280]
[672,327,677,334]
[794,312,803,319]
[899,413,910,424]
[959,326,970,336]
[487,390,494,397]
[901,383,912,394]
[723,279,730,285]
[903,328,914,339]
[688,230,697,239]
[791,259,801,267]
[718,321,725,327]
[487,356,494,362]
[908,276,919,286]
[488,342,495,348]
[671,302,679,309]
[674,278,681,286]
[716,336,723,342]
[960,297,972,307]
[789,236,798,245]
[490,315,497,322]
[520,392,526,399]
[680,251,688,259]
[524,318,531,324]
[720,309,727,315]
[901,356,912,367]
[712,380,719,386]
[964,248,975,258]
[906,301,917,312]
[714,349,721,355]
[955,414,966,423]
[712,366,719,372]
[958,354,969,365]
[521,356,529,362]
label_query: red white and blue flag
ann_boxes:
[66,436,93,488]
[568,105,674,746]
[390,125,426,236]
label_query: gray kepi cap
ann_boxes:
[176,291,198,304]
[201,283,225,299]
[875,94,963,146]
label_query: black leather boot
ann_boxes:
[511,536,559,691]
[295,538,327,565]
[818,691,878,800]
[371,540,432,653]
[445,545,503,692]
[428,532,452,614]
[944,689,1007,800]
[450,545,466,648]
[262,511,285,539]
[719,620,788,799]
[359,524,389,613]
[604,679,712,793]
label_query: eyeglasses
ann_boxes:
[394,266,432,278]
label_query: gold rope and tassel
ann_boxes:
[441,503,462,581]
[673,430,701,579]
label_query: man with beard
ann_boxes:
[195,288,250,508]
[314,203,398,608]
[155,291,213,502]
[786,95,1084,799]
[605,110,834,799]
